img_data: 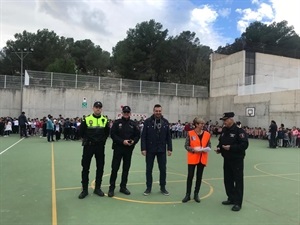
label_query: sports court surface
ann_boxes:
[0,135,299,225]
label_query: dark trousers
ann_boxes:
[223,158,244,206]
[185,163,205,194]
[47,129,54,142]
[55,131,61,140]
[270,134,277,148]
[20,125,27,137]
[42,125,47,137]
[145,152,167,189]
[109,148,133,190]
[81,144,105,190]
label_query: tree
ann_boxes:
[113,19,169,81]
[216,20,300,59]
[46,57,75,73]
[168,31,201,83]
[1,29,74,75]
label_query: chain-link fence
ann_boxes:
[0,70,208,98]
[0,75,21,89]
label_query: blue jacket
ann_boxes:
[46,119,54,130]
[141,115,172,153]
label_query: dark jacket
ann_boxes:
[18,114,27,126]
[111,117,140,150]
[217,123,249,159]
[269,122,277,136]
[141,115,172,153]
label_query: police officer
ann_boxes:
[215,112,249,211]
[107,106,140,197]
[78,101,110,199]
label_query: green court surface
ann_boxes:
[0,135,299,225]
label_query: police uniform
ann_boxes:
[217,112,249,211]
[78,101,110,199]
[108,106,140,197]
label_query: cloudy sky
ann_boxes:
[1,0,300,53]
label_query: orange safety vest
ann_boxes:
[187,130,210,166]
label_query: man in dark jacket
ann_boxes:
[215,112,249,212]
[18,111,28,138]
[107,106,140,197]
[141,104,172,196]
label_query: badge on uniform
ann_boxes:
[89,120,93,125]
[191,136,196,141]
[239,133,245,138]
[119,123,122,128]
[230,133,235,137]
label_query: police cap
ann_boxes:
[220,112,235,120]
[93,101,103,108]
[122,106,131,113]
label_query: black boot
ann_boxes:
[182,193,191,203]
[194,193,200,203]
[78,189,88,199]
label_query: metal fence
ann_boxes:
[0,75,21,89]
[0,71,208,98]
[238,74,300,95]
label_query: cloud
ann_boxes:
[218,8,231,18]
[236,0,300,36]
[187,5,231,49]
[37,0,109,34]
[236,2,274,33]
[270,0,300,35]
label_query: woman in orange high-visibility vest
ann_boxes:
[182,117,211,203]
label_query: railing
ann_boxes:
[0,71,208,98]
[0,75,21,89]
[238,74,300,95]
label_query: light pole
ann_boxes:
[13,48,33,113]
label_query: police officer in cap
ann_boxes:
[108,106,140,197]
[215,112,249,211]
[78,101,110,199]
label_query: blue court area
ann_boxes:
[0,135,299,225]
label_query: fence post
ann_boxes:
[4,75,6,88]
[75,73,78,89]
[51,72,53,88]
[176,83,178,96]
[192,85,194,97]
[98,77,101,90]
[298,66,300,89]
[140,80,142,93]
[120,78,122,92]
[158,82,160,95]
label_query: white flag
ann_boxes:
[24,70,30,86]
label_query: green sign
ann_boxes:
[82,102,87,108]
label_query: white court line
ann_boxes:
[0,138,24,155]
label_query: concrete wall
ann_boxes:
[0,86,209,123]
[233,90,300,128]
[256,53,300,83]
[209,51,300,128]
[210,51,245,97]
[0,89,21,117]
